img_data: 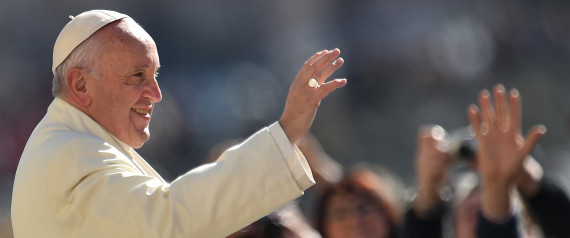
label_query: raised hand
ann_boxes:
[467,84,546,220]
[279,49,347,144]
[413,125,454,218]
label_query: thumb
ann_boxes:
[318,78,347,99]
[522,125,547,157]
[419,125,446,143]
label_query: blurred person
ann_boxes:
[315,165,404,238]
[450,170,544,238]
[404,85,570,238]
[404,124,541,238]
[465,85,546,237]
[467,85,570,237]
[403,124,455,238]
[11,9,347,237]
[516,157,570,238]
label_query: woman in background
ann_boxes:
[315,166,403,238]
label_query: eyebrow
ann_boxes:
[126,65,161,75]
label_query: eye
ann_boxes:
[122,72,145,86]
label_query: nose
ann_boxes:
[144,77,162,103]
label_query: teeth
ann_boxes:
[132,108,149,114]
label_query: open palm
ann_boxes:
[467,85,545,187]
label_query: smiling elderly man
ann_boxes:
[11,10,346,237]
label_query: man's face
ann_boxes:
[85,19,162,148]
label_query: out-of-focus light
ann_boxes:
[425,17,495,81]
[540,1,570,51]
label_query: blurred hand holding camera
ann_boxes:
[413,125,454,218]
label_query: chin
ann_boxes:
[134,136,150,148]
[131,142,145,149]
[126,135,148,149]
[130,129,150,149]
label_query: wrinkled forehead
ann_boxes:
[91,19,160,75]
[96,18,154,44]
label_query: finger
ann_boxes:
[429,125,447,152]
[493,84,507,131]
[418,125,455,164]
[421,125,446,141]
[317,78,347,99]
[521,125,547,158]
[417,125,441,152]
[509,89,521,133]
[305,50,327,66]
[467,104,482,137]
[295,50,328,83]
[417,125,433,151]
[418,125,433,140]
[479,89,495,129]
[310,49,341,77]
[296,50,328,81]
[298,49,341,82]
[315,58,344,84]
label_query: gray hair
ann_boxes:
[52,35,102,97]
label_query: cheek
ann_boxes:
[324,222,347,238]
[91,87,136,125]
[96,92,122,115]
[89,86,113,114]
[364,213,391,236]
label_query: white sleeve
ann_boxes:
[45,122,315,238]
[163,121,315,237]
[266,121,315,191]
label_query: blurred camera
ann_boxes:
[442,126,478,161]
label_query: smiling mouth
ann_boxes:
[132,108,150,115]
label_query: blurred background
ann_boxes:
[2,0,570,236]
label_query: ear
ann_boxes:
[66,68,92,107]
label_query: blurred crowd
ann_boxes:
[3,0,570,237]
[217,114,570,238]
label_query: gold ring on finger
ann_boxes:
[308,78,318,88]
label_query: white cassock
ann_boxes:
[12,97,314,238]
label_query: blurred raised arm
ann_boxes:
[403,125,453,238]
[413,125,454,218]
[467,85,546,221]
